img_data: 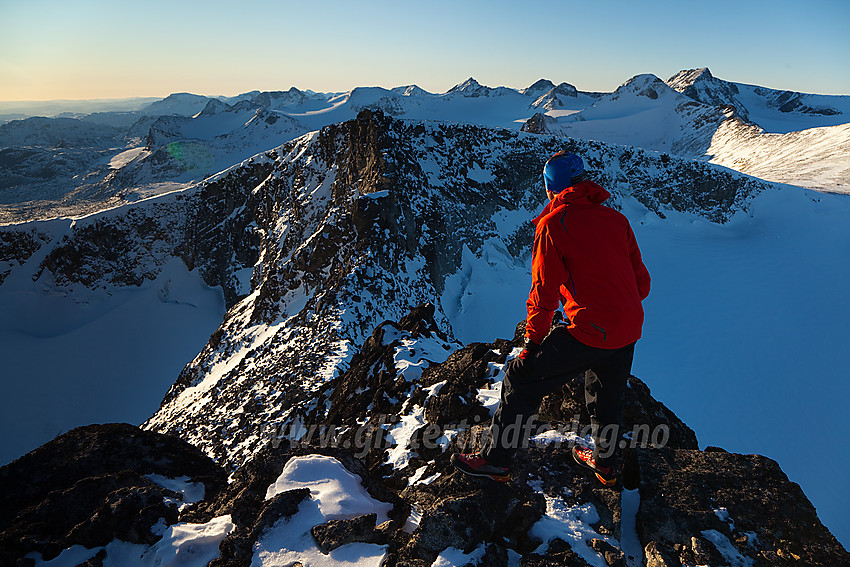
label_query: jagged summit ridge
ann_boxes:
[391,84,431,97]
[245,87,314,109]
[666,67,717,94]
[667,67,748,120]
[530,82,580,110]
[446,77,511,98]
[446,77,487,97]
[195,98,228,118]
[131,110,769,467]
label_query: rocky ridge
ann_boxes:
[0,110,845,565]
[530,82,581,111]
[0,110,774,472]
[1,305,846,566]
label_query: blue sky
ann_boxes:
[1,0,848,100]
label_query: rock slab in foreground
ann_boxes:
[636,447,849,566]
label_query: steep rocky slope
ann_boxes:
[139,110,766,468]
[1,111,846,565]
[2,306,846,566]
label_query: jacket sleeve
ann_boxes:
[525,221,569,344]
[627,223,651,300]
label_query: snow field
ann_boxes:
[0,253,226,466]
[632,186,850,546]
[108,147,146,169]
[707,121,850,193]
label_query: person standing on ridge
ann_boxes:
[451,151,651,486]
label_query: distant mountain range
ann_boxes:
[523,69,850,193]
[1,68,847,224]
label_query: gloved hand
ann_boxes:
[506,339,539,377]
[518,339,540,360]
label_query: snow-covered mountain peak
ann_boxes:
[230,99,259,113]
[530,82,580,110]
[665,68,850,133]
[194,98,229,118]
[391,85,431,97]
[665,67,745,119]
[618,73,671,99]
[553,82,578,97]
[447,77,481,93]
[248,88,310,110]
[347,86,395,99]
[521,79,556,98]
[142,93,214,117]
[526,73,733,160]
[344,87,404,115]
[445,77,503,97]
[666,67,715,91]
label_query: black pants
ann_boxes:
[482,325,635,469]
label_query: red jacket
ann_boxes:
[525,180,650,349]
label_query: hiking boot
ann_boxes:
[572,445,618,487]
[450,452,511,482]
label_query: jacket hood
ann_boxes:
[533,180,611,226]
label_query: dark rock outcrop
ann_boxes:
[635,447,848,566]
[521,112,561,134]
[0,423,225,563]
[0,226,52,285]
[521,537,590,566]
[311,513,385,552]
[208,487,311,567]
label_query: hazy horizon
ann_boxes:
[1,68,847,108]
[2,0,849,103]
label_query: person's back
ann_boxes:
[451,151,650,487]
[528,179,650,350]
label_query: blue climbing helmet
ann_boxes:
[542,151,585,193]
